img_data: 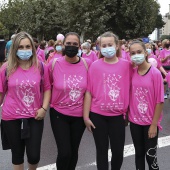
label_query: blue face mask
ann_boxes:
[131,54,145,65]
[56,46,62,52]
[17,50,33,60]
[101,47,116,58]
[146,49,152,54]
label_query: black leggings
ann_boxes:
[50,108,85,170]
[90,112,125,170]
[2,118,44,165]
[130,122,159,170]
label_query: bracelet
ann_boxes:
[41,107,47,112]
[84,117,90,121]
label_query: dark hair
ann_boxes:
[63,32,80,45]
[33,37,38,43]
[40,40,46,50]
[129,40,148,61]
[99,31,121,58]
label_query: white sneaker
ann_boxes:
[164,94,168,99]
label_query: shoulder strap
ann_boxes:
[81,58,88,71]
[52,58,58,71]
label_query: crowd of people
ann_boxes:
[0,31,168,170]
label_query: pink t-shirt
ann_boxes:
[0,64,51,120]
[121,50,131,62]
[159,49,170,66]
[48,57,91,117]
[47,52,63,63]
[148,54,161,69]
[129,66,164,129]
[165,72,170,88]
[82,50,98,62]
[87,58,131,117]
[37,48,45,62]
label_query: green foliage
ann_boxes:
[160,35,170,40]
[0,0,164,40]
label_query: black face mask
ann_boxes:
[165,44,170,49]
[64,46,79,58]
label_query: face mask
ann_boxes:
[93,47,96,51]
[56,45,62,52]
[165,44,170,49]
[131,54,145,65]
[101,47,116,58]
[82,49,88,54]
[64,46,79,58]
[146,49,152,54]
[17,50,33,60]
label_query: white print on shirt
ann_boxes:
[146,145,159,169]
[102,73,123,111]
[135,87,148,114]
[16,79,36,107]
[105,73,121,101]
[66,75,83,102]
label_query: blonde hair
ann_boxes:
[99,31,121,58]
[162,39,169,48]
[7,31,38,77]
[54,40,63,47]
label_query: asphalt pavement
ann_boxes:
[1,99,170,170]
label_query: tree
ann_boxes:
[106,0,162,39]
[0,0,164,40]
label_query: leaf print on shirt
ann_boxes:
[17,80,36,107]
[106,74,121,101]
[135,87,148,114]
[66,75,83,102]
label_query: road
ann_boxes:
[1,99,170,170]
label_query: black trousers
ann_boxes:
[2,118,44,165]
[130,122,159,170]
[90,112,125,170]
[50,108,85,170]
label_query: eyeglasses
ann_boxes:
[65,42,79,46]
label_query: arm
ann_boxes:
[83,91,95,132]
[35,90,51,120]
[0,93,3,106]
[159,66,167,77]
[161,56,169,63]
[148,103,163,138]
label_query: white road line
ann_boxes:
[37,135,170,170]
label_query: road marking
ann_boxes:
[37,135,170,170]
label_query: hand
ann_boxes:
[35,108,46,120]
[148,124,157,138]
[84,119,96,133]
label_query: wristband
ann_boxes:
[84,117,90,121]
[41,107,47,112]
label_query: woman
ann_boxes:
[0,32,51,170]
[145,43,167,77]
[83,32,131,170]
[46,40,63,63]
[81,42,98,62]
[129,41,164,170]
[158,39,170,98]
[48,32,91,170]
[37,40,46,62]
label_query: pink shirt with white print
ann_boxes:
[129,66,164,129]
[159,49,170,66]
[82,50,98,62]
[48,57,91,117]
[87,58,131,116]
[0,63,51,120]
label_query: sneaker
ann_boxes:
[164,94,168,99]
